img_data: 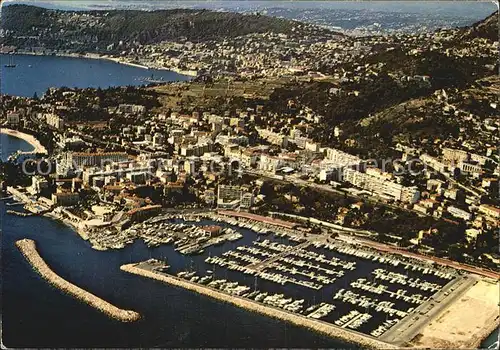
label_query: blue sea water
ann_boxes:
[0,133,35,161]
[0,199,355,347]
[0,0,498,345]
[0,54,190,98]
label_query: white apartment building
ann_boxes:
[256,128,288,148]
[42,113,64,130]
[447,206,472,221]
[324,148,362,168]
[118,104,146,115]
[65,152,129,168]
[443,148,469,164]
[342,168,420,203]
[420,154,447,173]
[6,112,20,126]
[217,185,242,209]
[458,161,482,175]
[240,192,254,209]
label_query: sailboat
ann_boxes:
[4,55,17,68]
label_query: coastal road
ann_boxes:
[380,275,476,345]
[350,237,500,280]
[217,207,500,280]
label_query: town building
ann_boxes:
[478,204,500,220]
[65,152,129,168]
[52,192,80,206]
[447,206,472,221]
[217,185,242,209]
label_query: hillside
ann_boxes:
[266,11,498,158]
[459,10,499,41]
[0,4,330,52]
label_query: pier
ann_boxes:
[16,239,140,322]
[1,128,48,154]
[121,262,397,349]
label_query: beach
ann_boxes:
[0,128,48,154]
[12,51,198,77]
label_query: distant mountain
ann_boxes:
[0,4,332,52]
[459,10,498,41]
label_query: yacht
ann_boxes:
[4,55,16,68]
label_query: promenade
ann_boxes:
[16,239,140,322]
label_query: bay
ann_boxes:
[0,54,191,98]
[1,202,354,347]
[0,133,35,161]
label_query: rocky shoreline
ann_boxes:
[121,263,397,349]
[16,239,140,322]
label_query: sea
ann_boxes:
[1,1,499,346]
[0,182,350,347]
[0,54,191,98]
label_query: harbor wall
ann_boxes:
[121,263,397,349]
[16,239,140,322]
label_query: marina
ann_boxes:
[4,199,499,347]
[16,239,141,323]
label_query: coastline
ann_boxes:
[121,262,397,350]
[9,51,198,77]
[16,238,141,322]
[0,128,48,154]
[44,210,89,241]
[6,200,499,347]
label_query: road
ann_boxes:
[380,276,476,345]
[243,169,433,218]
[349,236,500,280]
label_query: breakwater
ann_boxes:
[121,263,397,349]
[16,239,140,322]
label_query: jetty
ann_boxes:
[16,239,140,322]
[121,262,397,349]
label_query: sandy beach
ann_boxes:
[409,279,500,348]
[0,128,48,154]
[12,51,198,77]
